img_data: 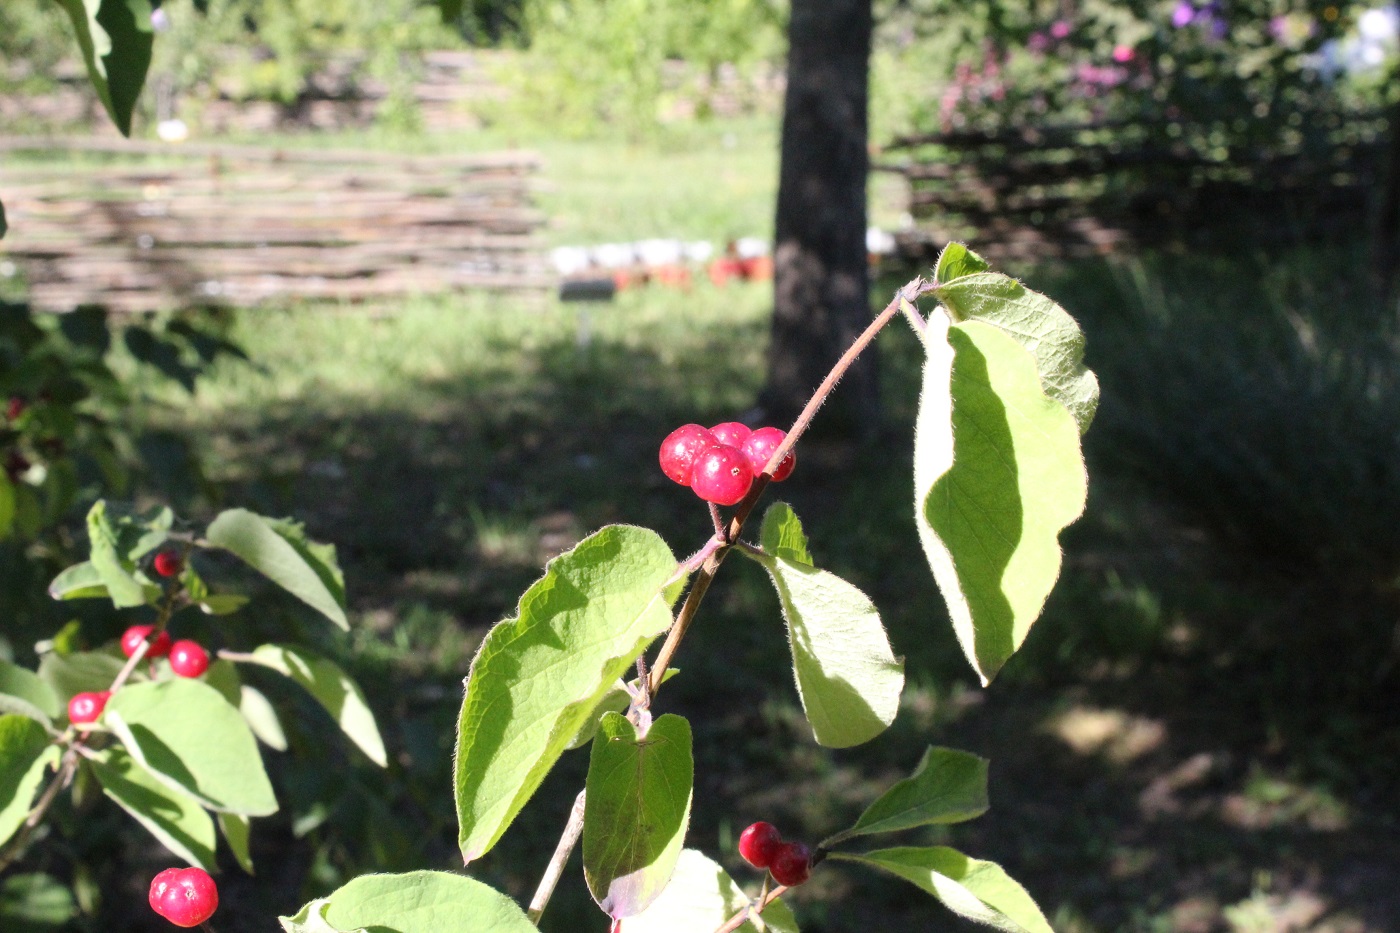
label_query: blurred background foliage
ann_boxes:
[2,0,1400,931]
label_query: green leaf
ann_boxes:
[934,242,990,284]
[934,272,1099,434]
[90,747,217,870]
[568,668,678,751]
[200,594,250,616]
[618,849,799,933]
[38,652,124,705]
[584,713,693,918]
[914,316,1088,685]
[455,524,679,863]
[51,0,154,136]
[47,562,110,601]
[105,680,277,816]
[219,812,254,874]
[831,847,1051,933]
[0,873,77,931]
[281,871,536,933]
[0,716,59,849]
[843,747,988,839]
[759,502,811,566]
[236,645,385,767]
[239,686,288,751]
[203,659,241,707]
[0,661,61,725]
[744,506,903,748]
[206,509,348,629]
[436,0,464,24]
[85,501,148,608]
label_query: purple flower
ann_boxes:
[1028,31,1050,53]
[1171,1,1196,28]
[1050,19,1072,39]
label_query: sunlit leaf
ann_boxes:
[933,242,991,285]
[743,505,903,748]
[281,871,534,933]
[843,747,988,839]
[46,562,109,601]
[219,813,254,874]
[619,849,799,933]
[105,680,277,816]
[206,510,348,629]
[38,652,124,705]
[235,645,384,766]
[455,524,679,863]
[913,315,1088,684]
[0,716,59,849]
[51,0,154,136]
[91,747,217,870]
[832,847,1051,933]
[0,662,61,727]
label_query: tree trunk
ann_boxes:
[763,0,876,433]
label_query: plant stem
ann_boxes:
[527,790,587,924]
[712,884,790,933]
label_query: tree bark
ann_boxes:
[763,0,876,433]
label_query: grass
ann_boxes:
[20,114,1400,931]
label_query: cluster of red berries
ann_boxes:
[659,422,796,506]
[149,867,218,927]
[738,821,812,887]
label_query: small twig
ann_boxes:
[712,883,790,933]
[709,502,726,539]
[527,790,587,925]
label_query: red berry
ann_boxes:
[153,550,183,578]
[149,867,218,928]
[741,427,796,482]
[68,690,110,725]
[738,821,784,869]
[6,396,25,421]
[659,424,718,486]
[690,445,754,506]
[710,421,752,448]
[769,841,812,887]
[122,624,173,659]
[169,641,209,679]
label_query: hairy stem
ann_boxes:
[713,884,790,933]
[528,790,588,924]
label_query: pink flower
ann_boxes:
[1050,19,1072,39]
[1028,31,1050,52]
[1112,44,1135,63]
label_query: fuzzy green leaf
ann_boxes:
[0,662,60,728]
[51,0,154,136]
[281,871,535,933]
[105,680,277,816]
[914,316,1088,685]
[85,501,148,608]
[619,849,799,933]
[0,716,58,849]
[0,473,14,540]
[47,562,109,601]
[832,847,1051,933]
[455,524,679,863]
[746,505,903,748]
[584,713,693,918]
[235,645,384,766]
[934,272,1099,434]
[38,652,124,705]
[206,509,348,629]
[846,747,988,838]
[934,242,991,285]
[91,747,217,870]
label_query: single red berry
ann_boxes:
[153,550,183,578]
[149,867,219,928]
[738,821,784,869]
[6,396,25,421]
[769,841,812,887]
[690,445,754,506]
[169,641,210,679]
[659,424,718,486]
[121,624,173,659]
[68,690,110,725]
[741,427,796,482]
[710,421,752,448]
